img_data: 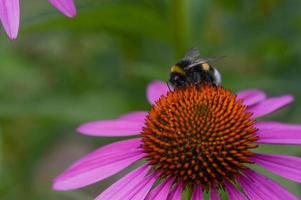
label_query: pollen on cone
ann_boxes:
[141,84,258,190]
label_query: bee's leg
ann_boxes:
[187,71,197,84]
[166,82,172,91]
[193,72,202,85]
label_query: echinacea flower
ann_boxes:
[0,0,76,40]
[53,81,301,200]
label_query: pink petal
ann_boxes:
[77,120,144,136]
[224,181,246,200]
[191,186,203,200]
[237,175,266,199]
[0,0,19,39]
[210,187,221,200]
[255,121,301,144]
[48,0,77,18]
[95,164,157,200]
[146,178,173,200]
[167,182,183,200]
[238,169,298,200]
[236,89,266,106]
[53,138,144,190]
[147,81,169,105]
[118,111,148,122]
[247,95,294,118]
[251,153,301,183]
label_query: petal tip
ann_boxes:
[52,173,72,191]
[280,94,295,106]
[146,80,169,104]
[52,179,67,191]
[76,125,89,135]
[52,181,75,191]
[248,94,295,118]
[7,31,18,40]
[65,9,77,18]
[0,0,20,40]
[285,95,294,102]
[48,0,77,18]
[146,80,166,93]
[76,123,97,136]
[8,34,18,40]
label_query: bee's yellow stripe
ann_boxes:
[201,63,210,71]
[171,65,185,75]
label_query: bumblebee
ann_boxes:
[169,48,221,88]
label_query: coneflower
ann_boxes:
[53,81,301,200]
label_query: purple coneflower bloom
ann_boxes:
[53,81,301,200]
[0,0,76,40]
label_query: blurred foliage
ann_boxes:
[0,0,301,199]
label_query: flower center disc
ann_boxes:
[141,84,258,189]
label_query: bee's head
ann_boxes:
[169,65,187,88]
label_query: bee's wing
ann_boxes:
[205,56,226,63]
[184,48,202,62]
[183,48,207,70]
[183,48,225,70]
[184,48,199,58]
[184,56,226,70]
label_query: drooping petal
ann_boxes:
[77,120,144,136]
[210,187,221,200]
[236,89,266,106]
[224,181,246,200]
[48,0,77,17]
[147,81,169,105]
[238,169,298,200]
[145,178,173,200]
[121,174,158,200]
[95,164,157,200]
[251,153,301,183]
[247,95,294,118]
[237,175,265,199]
[167,182,183,200]
[255,121,301,144]
[53,138,144,190]
[191,186,203,200]
[118,111,148,122]
[0,0,19,39]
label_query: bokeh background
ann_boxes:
[0,0,301,199]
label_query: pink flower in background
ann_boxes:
[0,0,76,40]
[53,81,301,200]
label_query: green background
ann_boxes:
[0,0,300,199]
